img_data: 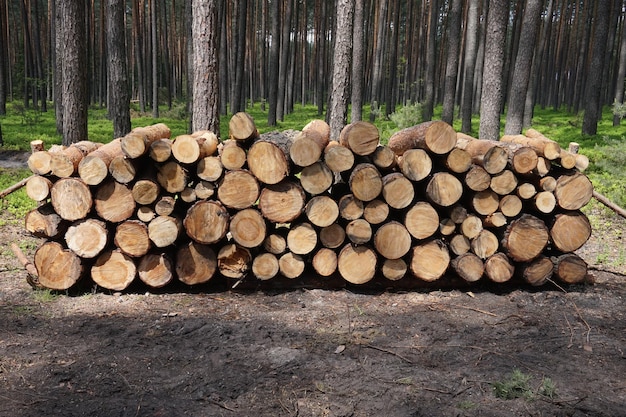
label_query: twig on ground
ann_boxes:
[363,344,414,364]
[548,278,593,348]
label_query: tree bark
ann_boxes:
[106,0,131,138]
[441,0,462,125]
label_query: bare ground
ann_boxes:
[0,154,625,416]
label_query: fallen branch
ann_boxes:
[0,175,34,199]
[592,190,626,219]
[10,242,40,288]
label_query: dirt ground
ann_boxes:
[0,154,625,416]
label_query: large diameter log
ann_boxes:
[247,140,290,184]
[451,253,484,283]
[445,148,472,173]
[171,131,218,164]
[122,123,172,158]
[305,195,339,227]
[550,211,592,252]
[156,161,188,194]
[382,172,415,209]
[229,208,267,248]
[217,243,252,279]
[518,255,553,286]
[338,121,380,156]
[91,249,136,291]
[471,229,499,259]
[25,175,52,202]
[258,180,306,223]
[252,253,280,280]
[287,222,318,255]
[381,258,408,281]
[51,178,93,221]
[346,218,372,244]
[175,242,217,285]
[552,253,587,284]
[184,200,230,244]
[337,244,377,284]
[409,240,450,282]
[374,221,411,260]
[312,248,338,277]
[405,202,439,240]
[324,142,355,172]
[114,220,151,257]
[290,120,331,167]
[229,112,258,141]
[388,120,457,155]
[554,172,593,210]
[34,241,84,290]
[363,199,390,225]
[78,138,124,185]
[24,204,69,239]
[278,252,306,279]
[490,170,518,195]
[426,172,464,207]
[28,151,53,175]
[65,219,108,258]
[51,140,102,177]
[503,214,549,262]
[94,180,136,223]
[349,163,383,202]
[399,148,432,182]
[319,223,346,248]
[300,161,334,195]
[499,194,523,218]
[138,252,174,288]
[148,215,183,248]
[484,253,514,283]
[217,170,260,209]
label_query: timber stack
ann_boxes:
[22,113,593,291]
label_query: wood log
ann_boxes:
[445,148,472,173]
[193,180,215,200]
[484,252,514,283]
[592,190,626,219]
[24,204,69,239]
[534,157,552,176]
[464,165,491,192]
[557,149,577,170]
[549,211,592,252]
[263,229,288,255]
[108,155,136,184]
[217,243,252,279]
[455,136,509,174]
[0,174,34,199]
[449,205,469,224]
[114,220,151,257]
[484,212,508,228]
[382,172,415,209]
[499,194,523,218]
[338,194,364,220]
[258,180,306,223]
[363,199,390,225]
[290,119,331,167]
[552,253,587,284]
[184,200,230,244]
[28,151,54,175]
[51,140,102,178]
[229,208,267,248]
[278,252,306,279]
[149,138,173,162]
[180,186,197,203]
[94,180,136,223]
[471,229,499,259]
[219,140,247,170]
[319,223,346,249]
[305,195,340,227]
[381,258,408,281]
[50,178,93,221]
[349,163,383,202]
[507,143,539,175]
[442,218,460,235]
[175,241,217,285]
[554,172,593,210]
[148,215,182,248]
[405,201,439,240]
[78,138,123,185]
[409,240,450,282]
[311,248,338,277]
[502,214,549,262]
[371,145,398,171]
[426,172,463,207]
[122,123,172,158]
[65,218,108,258]
[324,141,355,173]
[517,182,537,200]
[156,160,188,194]
[461,214,483,239]
[374,221,411,260]
[388,120,457,155]
[398,148,432,182]
[338,121,380,156]
[300,161,334,195]
[472,190,500,216]
[11,242,39,285]
[287,222,318,255]
[138,252,174,288]
[518,255,553,286]
[91,249,136,291]
[131,179,161,205]
[25,175,52,202]
[490,170,518,195]
[217,169,260,209]
[252,252,280,280]
[346,218,372,244]
[534,191,557,214]
[451,252,484,283]
[449,234,471,256]
[229,112,259,141]
[171,131,218,164]
[539,176,557,192]
[520,128,562,160]
[34,241,84,290]
[136,206,156,223]
[337,244,377,284]
[197,155,223,182]
[154,195,176,216]
[247,141,290,185]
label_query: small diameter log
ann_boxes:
[78,138,124,185]
[24,204,69,239]
[534,157,552,177]
[65,218,109,258]
[484,253,514,283]
[278,252,306,279]
[471,229,499,259]
[518,255,553,286]
[484,212,507,228]
[558,150,577,170]
[109,155,136,184]
[51,141,102,177]
[312,248,338,277]
[229,208,267,248]
[499,194,523,218]
[464,165,491,192]
[456,136,509,174]
[449,234,471,256]
[449,205,469,224]
[287,222,318,255]
[175,242,217,285]
[381,258,408,281]
[25,175,53,201]
[94,180,136,223]
[258,180,306,223]
[263,230,288,255]
[410,239,450,282]
[374,221,411,260]
[554,172,594,210]
[114,220,152,257]
[194,180,215,199]
[552,253,587,284]
[154,196,176,216]
[518,128,562,160]
[91,249,136,291]
[219,140,247,170]
[148,215,182,248]
[508,144,539,175]
[319,223,346,248]
[451,253,484,283]
[1,174,34,199]
[138,252,174,288]
[197,156,223,182]
[131,179,161,205]
[338,194,364,220]
[136,206,156,223]
[11,242,39,281]
[592,190,626,219]
[472,190,500,216]
[171,131,218,164]
[324,142,355,173]
[534,191,557,214]
[405,201,439,240]
[388,120,457,155]
[247,140,290,184]
[550,211,592,252]
[399,148,432,182]
[363,199,390,225]
[229,112,258,141]
[445,148,472,173]
[371,145,398,171]
[184,200,230,244]
[305,195,339,227]
[217,169,260,209]
[122,123,172,158]
[252,252,280,280]
[290,119,331,167]
[338,121,380,156]
[539,176,557,192]
[300,161,334,195]
[349,163,383,202]
[180,187,197,203]
[346,218,372,244]
[337,244,377,284]
[217,243,252,279]
[156,161,188,194]
[50,178,93,221]
[426,172,463,207]
[382,172,415,209]
[503,214,549,262]
[461,215,483,239]
[34,241,84,290]
[149,138,173,162]
[490,170,518,195]
[517,182,537,200]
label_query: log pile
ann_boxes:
[22,114,594,291]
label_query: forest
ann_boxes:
[0,0,625,145]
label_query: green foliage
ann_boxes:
[612,100,626,120]
[390,100,423,129]
[0,168,36,221]
[492,369,534,400]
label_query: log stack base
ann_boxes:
[22,116,594,292]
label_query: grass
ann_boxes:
[491,369,558,401]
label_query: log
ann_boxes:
[229,208,267,248]
[286,222,317,255]
[484,212,507,228]
[184,200,230,244]
[455,136,509,174]
[156,161,189,194]
[490,170,518,195]
[539,176,557,192]
[122,123,172,158]
[592,190,626,219]
[175,241,217,285]
[263,230,288,255]
[24,204,68,239]
[371,145,398,171]
[311,248,338,277]
[34,241,84,290]
[534,191,557,214]
[305,195,339,227]
[300,161,334,195]
[50,140,101,178]
[518,255,553,286]
[229,112,259,141]
[154,195,176,216]
[94,180,136,223]
[0,174,34,199]
[499,194,522,218]
[449,205,469,224]
[382,172,415,209]
[405,201,439,240]
[534,157,552,177]
[373,221,411,260]
[471,229,499,259]
[252,252,280,280]
[148,215,182,248]
[149,138,173,162]
[138,252,174,288]
[439,219,455,238]
[319,223,346,249]
[258,180,306,223]
[502,214,549,262]
[349,163,383,202]
[217,243,252,279]
[337,244,377,284]
[180,187,197,203]
[472,190,500,216]
[464,165,491,192]
[65,218,108,258]
[398,148,432,182]
[171,132,218,164]
[217,169,260,209]
[338,121,380,156]
[449,234,471,256]
[25,175,52,202]
[461,214,483,239]
[388,120,457,155]
[554,172,594,210]
[194,180,215,199]
[445,148,472,173]
[247,140,290,184]
[324,142,355,173]
[278,252,306,279]
[27,151,53,175]
[550,211,592,252]
[381,258,408,281]
[136,206,156,223]
[363,199,390,225]
[507,143,539,175]
[290,119,331,167]
[558,149,577,170]
[197,156,223,182]
[50,178,93,221]
[338,194,364,220]
[114,220,151,257]
[426,172,463,207]
[409,239,450,282]
[11,242,39,283]
[520,128,562,160]
[346,218,372,244]
[552,253,587,284]
[78,138,124,185]
[484,253,514,283]
[108,155,136,184]
[219,140,247,170]
[516,182,537,200]
[91,249,136,291]
[131,179,161,205]
[451,252,484,283]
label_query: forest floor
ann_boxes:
[0,151,625,416]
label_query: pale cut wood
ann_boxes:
[131,179,160,205]
[399,148,432,182]
[550,211,592,252]
[181,186,198,204]
[258,180,306,223]
[338,194,364,220]
[34,241,83,290]
[194,180,215,199]
[461,214,483,239]
[136,206,156,222]
[300,161,334,195]
[484,212,508,228]
[312,248,338,277]
[337,244,377,284]
[138,252,174,288]
[154,195,176,216]
[388,120,457,155]
[252,252,280,280]
[554,172,593,210]
[229,112,258,141]
[484,253,514,283]
[148,215,182,248]
[503,214,549,262]
[51,140,102,177]
[346,218,372,244]
[517,182,537,199]
[171,132,218,164]
[472,190,500,216]
[24,204,68,239]
[28,151,53,175]
[217,169,260,209]
[374,221,411,260]
[197,155,223,182]
[287,222,318,255]
[451,253,484,283]
[382,172,414,209]
[65,218,108,258]
[449,234,471,256]
[552,253,587,284]
[464,165,491,192]
[405,201,439,240]
[279,252,306,279]
[305,195,340,227]
[426,172,463,207]
[247,140,290,184]
[508,144,539,175]
[455,136,508,174]
[558,149,577,170]
[263,230,288,255]
[149,138,173,162]
[94,180,136,223]
[30,140,45,152]
[338,121,380,156]
[25,175,52,201]
[539,176,557,192]
[78,138,123,185]
[518,255,553,286]
[534,191,557,214]
[219,140,247,170]
[534,157,552,176]
[175,241,217,285]
[290,121,331,167]
[114,220,151,257]
[122,123,172,158]
[381,258,408,281]
[441,218,460,235]
[349,163,383,202]
[520,128,562,159]
[319,223,346,248]
[471,229,499,259]
[445,148,472,173]
[156,160,188,193]
[217,243,252,279]
[490,170,518,195]
[371,145,398,171]
[409,240,450,282]
[91,249,136,291]
[51,178,93,221]
[184,200,230,244]
[109,155,136,184]
[363,199,390,225]
[324,142,355,172]
[499,194,523,218]
[229,208,267,248]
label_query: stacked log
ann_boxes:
[23,114,593,291]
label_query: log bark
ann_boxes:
[217,243,252,279]
[94,180,136,223]
[217,170,260,209]
[184,200,230,244]
[502,214,549,262]
[34,241,84,290]
[24,204,69,239]
[91,249,136,291]
[252,252,280,280]
[374,221,411,260]
[305,195,340,227]
[388,120,457,155]
[50,178,93,221]
[247,140,290,184]
[339,121,380,156]
[451,252,484,282]
[409,240,450,282]
[114,220,151,257]
[229,208,267,248]
[258,180,306,223]
[337,244,377,284]
[65,218,108,258]
[175,241,217,285]
[311,248,338,277]
[405,202,439,240]
[138,252,174,288]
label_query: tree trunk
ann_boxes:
[441,0,462,124]
[267,0,280,126]
[461,0,480,133]
[106,0,131,138]
[350,0,364,122]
